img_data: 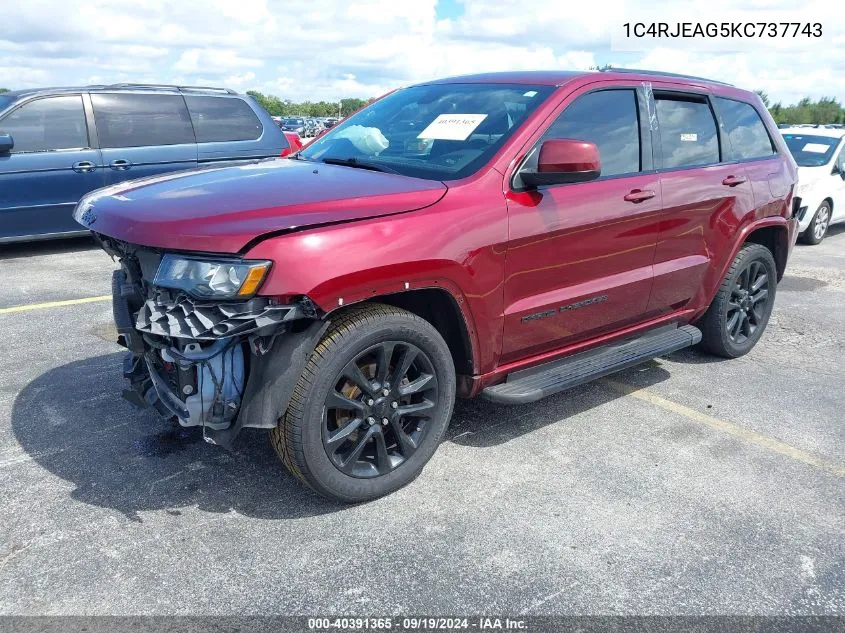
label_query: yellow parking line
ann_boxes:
[0,295,111,315]
[603,378,845,478]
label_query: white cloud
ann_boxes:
[172,49,265,73]
[0,0,843,105]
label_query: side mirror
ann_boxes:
[521,138,601,188]
[0,133,12,154]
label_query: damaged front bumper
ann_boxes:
[109,247,325,449]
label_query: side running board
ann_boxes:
[482,324,701,405]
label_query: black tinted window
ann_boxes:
[185,96,263,143]
[91,93,195,148]
[782,134,840,167]
[0,95,88,153]
[542,90,640,177]
[655,97,719,168]
[715,98,775,160]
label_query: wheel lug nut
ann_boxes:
[367,417,375,425]
[382,418,389,425]
[391,401,398,409]
[367,399,374,406]
[382,388,390,396]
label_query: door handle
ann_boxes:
[110,159,132,170]
[623,189,656,203]
[722,175,747,187]
[72,161,95,173]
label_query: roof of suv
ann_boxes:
[423,68,734,88]
[1,84,239,100]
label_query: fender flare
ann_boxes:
[714,215,791,289]
[317,279,484,377]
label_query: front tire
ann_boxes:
[697,243,777,358]
[801,202,831,245]
[271,303,456,503]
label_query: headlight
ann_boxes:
[154,255,271,299]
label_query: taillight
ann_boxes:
[280,148,291,157]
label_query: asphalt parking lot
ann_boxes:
[0,230,843,616]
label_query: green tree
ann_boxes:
[340,98,367,116]
[0,88,9,94]
[246,90,284,116]
[757,92,845,125]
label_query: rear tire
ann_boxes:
[697,243,777,358]
[801,202,831,245]
[271,303,456,503]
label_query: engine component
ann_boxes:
[160,343,245,430]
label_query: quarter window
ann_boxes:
[0,95,88,153]
[185,96,263,143]
[541,89,641,178]
[714,97,776,160]
[91,93,195,148]
[655,96,719,168]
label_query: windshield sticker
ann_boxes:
[523,90,538,97]
[680,133,698,142]
[802,142,830,153]
[417,114,488,141]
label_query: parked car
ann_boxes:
[280,117,306,136]
[304,118,322,137]
[781,127,845,244]
[0,84,290,243]
[77,69,797,502]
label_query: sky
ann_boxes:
[2,0,844,106]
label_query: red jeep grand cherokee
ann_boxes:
[76,69,798,502]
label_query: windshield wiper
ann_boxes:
[320,157,401,175]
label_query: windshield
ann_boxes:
[782,133,841,167]
[0,95,15,113]
[284,119,304,125]
[300,83,555,181]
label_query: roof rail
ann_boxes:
[104,83,237,94]
[599,68,733,87]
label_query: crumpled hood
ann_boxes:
[74,159,447,253]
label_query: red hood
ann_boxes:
[74,159,447,253]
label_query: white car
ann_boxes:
[781,127,845,244]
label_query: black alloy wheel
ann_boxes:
[725,259,770,345]
[271,303,456,503]
[697,243,778,358]
[323,341,438,478]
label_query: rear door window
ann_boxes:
[714,97,776,160]
[541,89,641,178]
[0,95,88,153]
[655,96,719,168]
[91,93,195,148]
[185,96,263,143]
